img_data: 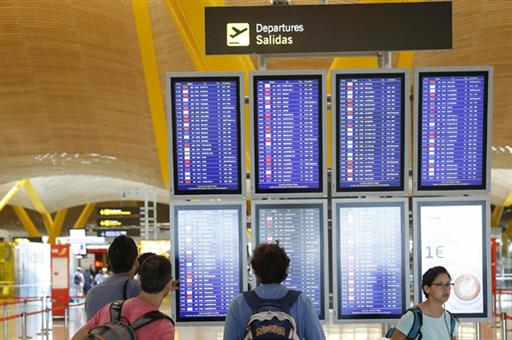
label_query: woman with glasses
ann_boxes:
[391,266,457,340]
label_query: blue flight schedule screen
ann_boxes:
[174,206,242,321]
[255,204,324,318]
[337,204,405,318]
[254,76,323,193]
[172,78,241,195]
[336,75,404,191]
[418,73,487,189]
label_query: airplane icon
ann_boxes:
[230,26,248,38]
[227,23,250,46]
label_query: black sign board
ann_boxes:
[205,2,452,55]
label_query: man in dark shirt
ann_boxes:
[85,235,140,320]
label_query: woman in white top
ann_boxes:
[392,266,457,340]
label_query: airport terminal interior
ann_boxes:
[0,0,511,339]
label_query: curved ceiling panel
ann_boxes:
[0,0,162,187]
[0,175,169,213]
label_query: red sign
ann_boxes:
[51,244,69,317]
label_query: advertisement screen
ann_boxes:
[334,200,407,321]
[253,74,324,194]
[254,202,326,319]
[173,205,243,322]
[335,73,405,193]
[417,71,489,191]
[417,200,488,317]
[171,76,242,196]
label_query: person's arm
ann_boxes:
[301,296,325,340]
[390,329,407,340]
[223,300,242,340]
[71,324,89,340]
[391,311,414,340]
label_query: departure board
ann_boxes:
[335,72,406,194]
[170,75,243,196]
[416,70,490,192]
[254,202,326,319]
[173,204,244,322]
[252,73,324,195]
[334,200,407,321]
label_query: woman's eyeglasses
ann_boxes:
[431,282,455,289]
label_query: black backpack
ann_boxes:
[243,290,301,340]
[86,300,174,340]
[385,306,458,339]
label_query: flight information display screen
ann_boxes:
[173,205,243,322]
[416,200,488,318]
[254,203,325,319]
[335,73,405,193]
[335,201,406,320]
[171,76,242,196]
[253,74,323,194]
[417,71,489,191]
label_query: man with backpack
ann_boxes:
[71,255,178,340]
[85,235,141,320]
[74,268,85,296]
[223,243,325,340]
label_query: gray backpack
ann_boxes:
[86,300,174,340]
[243,290,301,340]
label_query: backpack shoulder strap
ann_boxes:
[243,289,301,313]
[131,311,174,331]
[109,300,124,322]
[122,278,131,300]
[445,310,458,336]
[243,291,261,311]
[405,306,423,340]
[275,290,301,313]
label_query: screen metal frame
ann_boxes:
[167,72,246,199]
[170,201,247,325]
[249,70,327,198]
[413,196,491,321]
[251,199,329,321]
[331,68,409,197]
[332,197,410,323]
[412,66,493,195]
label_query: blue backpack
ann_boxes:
[386,306,458,339]
[243,290,301,340]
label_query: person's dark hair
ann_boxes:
[137,252,156,275]
[422,266,451,298]
[107,235,138,274]
[139,255,172,294]
[250,243,290,284]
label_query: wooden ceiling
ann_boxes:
[0,0,511,212]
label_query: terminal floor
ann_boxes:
[1,298,509,339]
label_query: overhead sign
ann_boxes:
[205,2,452,55]
[96,229,140,237]
[97,218,140,227]
[97,207,139,217]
